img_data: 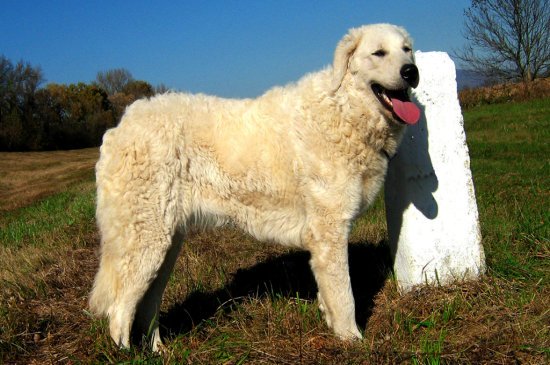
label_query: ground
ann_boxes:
[0,95,548,363]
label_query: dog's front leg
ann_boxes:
[305,221,362,340]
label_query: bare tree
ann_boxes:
[154,83,170,94]
[95,68,134,95]
[0,56,45,150]
[456,0,550,82]
[1,56,44,106]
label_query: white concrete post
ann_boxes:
[384,51,485,292]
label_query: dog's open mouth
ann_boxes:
[371,84,420,125]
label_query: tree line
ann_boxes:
[0,56,167,151]
[2,0,547,151]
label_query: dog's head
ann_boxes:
[332,24,420,125]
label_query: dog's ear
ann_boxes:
[331,28,362,92]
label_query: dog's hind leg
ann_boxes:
[132,229,184,351]
[90,129,189,349]
[91,167,184,348]
[98,202,181,350]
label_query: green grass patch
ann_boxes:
[463,98,549,281]
[0,183,96,249]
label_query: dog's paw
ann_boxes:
[336,326,362,341]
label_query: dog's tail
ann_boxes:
[89,248,119,318]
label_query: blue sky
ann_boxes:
[2,1,471,98]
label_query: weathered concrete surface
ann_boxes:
[385,51,486,292]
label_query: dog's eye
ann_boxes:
[403,46,412,53]
[372,50,386,57]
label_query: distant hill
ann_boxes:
[456,69,487,90]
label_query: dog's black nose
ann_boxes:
[401,64,419,88]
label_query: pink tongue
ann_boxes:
[391,98,421,125]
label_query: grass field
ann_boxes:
[0,97,548,364]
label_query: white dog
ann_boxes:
[89,23,420,350]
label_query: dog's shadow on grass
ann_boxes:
[160,241,392,337]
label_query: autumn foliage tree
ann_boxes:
[38,83,116,149]
[95,69,155,121]
[0,58,160,151]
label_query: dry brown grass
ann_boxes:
[0,148,98,211]
[1,142,548,363]
[367,279,549,364]
[4,234,548,364]
[459,77,550,109]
